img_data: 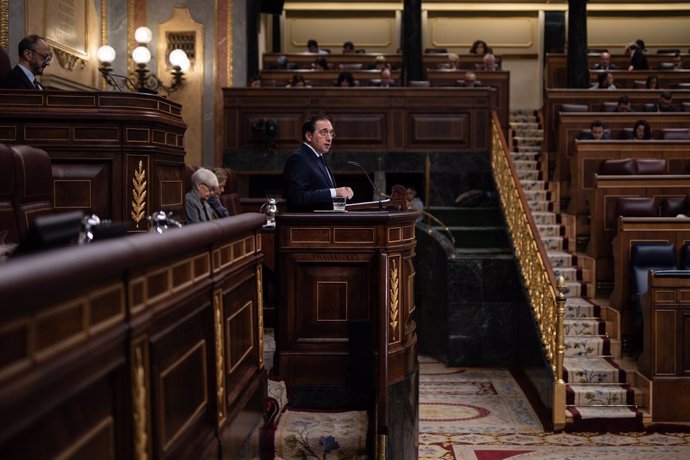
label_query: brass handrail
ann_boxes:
[422,210,457,257]
[490,111,566,429]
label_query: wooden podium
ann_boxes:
[275,205,419,459]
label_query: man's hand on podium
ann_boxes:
[335,187,354,199]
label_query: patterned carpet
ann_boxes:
[418,355,690,460]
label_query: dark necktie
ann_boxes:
[319,156,335,188]
[33,79,42,90]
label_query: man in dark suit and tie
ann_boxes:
[0,35,51,90]
[283,114,354,211]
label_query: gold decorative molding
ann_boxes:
[227,0,233,87]
[0,0,8,51]
[131,161,147,228]
[52,47,87,72]
[101,0,107,45]
[132,345,149,460]
[257,265,264,367]
[389,257,399,344]
[213,290,227,424]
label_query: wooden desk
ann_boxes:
[611,217,690,312]
[276,209,419,459]
[259,68,401,87]
[545,53,690,88]
[0,214,267,459]
[426,69,509,128]
[570,140,690,237]
[0,90,187,231]
[542,89,690,158]
[639,270,690,422]
[589,70,690,89]
[262,52,403,70]
[553,112,690,196]
[422,53,503,71]
[588,175,690,283]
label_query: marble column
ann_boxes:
[402,0,422,83]
[567,0,589,88]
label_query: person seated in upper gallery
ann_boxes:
[478,53,499,71]
[270,55,289,70]
[460,71,480,87]
[335,71,356,87]
[305,39,328,55]
[0,34,51,90]
[207,168,230,219]
[248,74,262,88]
[341,41,355,54]
[370,68,397,87]
[632,119,652,140]
[626,42,649,70]
[645,91,679,112]
[313,56,329,70]
[369,54,390,70]
[286,74,310,87]
[615,95,633,112]
[645,73,660,90]
[576,119,610,140]
[591,71,617,90]
[591,51,618,70]
[447,53,460,70]
[672,52,684,70]
[185,168,219,224]
[469,39,492,55]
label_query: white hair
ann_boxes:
[191,167,219,188]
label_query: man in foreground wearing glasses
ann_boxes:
[185,168,219,224]
[1,35,52,90]
[283,114,354,211]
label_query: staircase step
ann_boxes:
[566,384,635,406]
[537,223,561,237]
[552,266,579,282]
[541,236,567,251]
[563,357,626,384]
[564,335,610,357]
[521,180,547,191]
[513,159,539,170]
[510,151,539,161]
[532,212,557,225]
[547,250,573,268]
[517,170,541,181]
[564,319,605,336]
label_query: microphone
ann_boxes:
[98,69,138,93]
[347,161,384,209]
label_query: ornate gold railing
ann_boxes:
[490,111,566,429]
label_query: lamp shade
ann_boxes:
[97,45,116,64]
[168,49,188,67]
[134,26,153,44]
[132,46,151,65]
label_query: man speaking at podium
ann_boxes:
[283,114,354,211]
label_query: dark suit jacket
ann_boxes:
[0,65,37,89]
[592,63,619,70]
[283,143,336,212]
[630,51,649,70]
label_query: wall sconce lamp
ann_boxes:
[97,26,190,95]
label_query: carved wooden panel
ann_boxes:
[52,162,111,217]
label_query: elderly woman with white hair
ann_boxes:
[185,167,219,223]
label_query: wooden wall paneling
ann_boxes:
[223,87,495,154]
[0,90,187,230]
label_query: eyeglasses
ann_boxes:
[199,183,218,192]
[317,129,336,139]
[29,48,52,63]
